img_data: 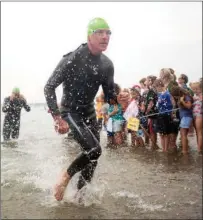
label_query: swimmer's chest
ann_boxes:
[71,58,106,85]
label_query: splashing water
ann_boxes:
[112,190,166,212]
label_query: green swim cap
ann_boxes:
[12,87,20,94]
[87,17,110,36]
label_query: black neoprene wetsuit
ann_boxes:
[2,97,31,141]
[44,43,116,190]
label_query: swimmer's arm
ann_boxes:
[102,63,117,103]
[22,99,31,112]
[2,97,11,113]
[44,57,71,116]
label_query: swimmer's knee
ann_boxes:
[88,145,102,160]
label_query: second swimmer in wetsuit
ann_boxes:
[44,17,116,201]
[2,87,31,141]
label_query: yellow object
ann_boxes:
[127,117,140,131]
[96,102,103,119]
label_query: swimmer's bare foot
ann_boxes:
[54,170,70,201]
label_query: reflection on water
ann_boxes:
[1,141,19,148]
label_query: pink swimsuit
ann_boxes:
[192,95,203,117]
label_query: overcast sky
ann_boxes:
[1,2,202,103]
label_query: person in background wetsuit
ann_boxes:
[2,87,31,141]
[44,17,116,201]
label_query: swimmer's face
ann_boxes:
[88,29,111,53]
[12,92,20,98]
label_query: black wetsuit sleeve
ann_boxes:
[22,100,31,112]
[102,63,116,103]
[44,57,71,116]
[2,97,11,113]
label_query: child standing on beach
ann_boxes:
[170,86,193,155]
[153,79,173,152]
[143,75,158,150]
[106,98,124,146]
[124,85,144,148]
[190,82,202,154]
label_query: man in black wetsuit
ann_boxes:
[44,17,116,201]
[2,87,31,141]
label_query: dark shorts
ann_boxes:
[156,114,172,135]
[148,117,158,134]
[170,118,180,134]
[107,131,115,137]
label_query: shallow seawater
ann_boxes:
[1,105,202,219]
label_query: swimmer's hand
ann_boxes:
[54,115,69,134]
